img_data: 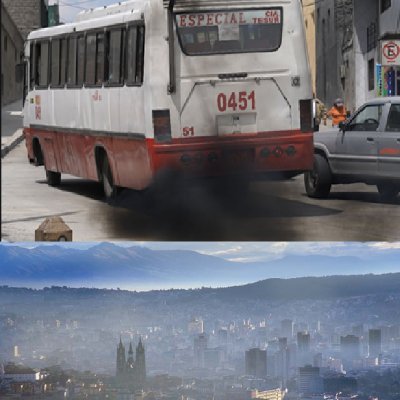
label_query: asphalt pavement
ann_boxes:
[2,141,400,242]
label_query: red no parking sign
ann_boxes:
[382,40,400,66]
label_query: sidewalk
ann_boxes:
[1,99,24,158]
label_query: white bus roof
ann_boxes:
[27,5,143,40]
[27,0,294,40]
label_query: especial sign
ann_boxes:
[178,9,281,28]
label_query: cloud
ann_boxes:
[368,242,400,250]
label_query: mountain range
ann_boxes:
[0,243,399,290]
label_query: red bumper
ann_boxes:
[148,130,314,177]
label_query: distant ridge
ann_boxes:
[0,243,399,290]
[1,272,400,302]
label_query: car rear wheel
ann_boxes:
[304,154,332,198]
[377,183,399,201]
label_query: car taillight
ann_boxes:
[299,99,313,132]
[152,109,172,143]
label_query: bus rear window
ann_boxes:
[175,8,283,55]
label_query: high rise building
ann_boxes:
[297,332,311,352]
[116,338,146,391]
[340,335,361,360]
[368,329,382,358]
[281,319,294,340]
[245,348,267,378]
[194,333,208,367]
[298,365,323,395]
[297,332,311,367]
[276,338,290,384]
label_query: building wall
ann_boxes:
[379,0,400,35]
[352,0,379,108]
[315,0,354,109]
[2,0,48,40]
[302,0,316,95]
[1,3,24,106]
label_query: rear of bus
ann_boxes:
[151,0,314,180]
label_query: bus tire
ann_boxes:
[33,139,44,166]
[101,156,118,200]
[377,183,399,201]
[46,169,61,187]
[304,154,332,198]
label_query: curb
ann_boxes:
[1,129,24,159]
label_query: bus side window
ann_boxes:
[51,39,60,87]
[126,26,137,85]
[107,29,124,85]
[30,42,35,89]
[96,33,105,85]
[60,38,67,86]
[67,37,77,85]
[136,26,145,84]
[77,35,85,87]
[36,41,49,88]
[85,33,97,85]
[126,24,145,85]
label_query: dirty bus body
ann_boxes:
[23,0,314,198]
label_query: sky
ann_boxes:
[4,241,400,263]
[50,0,122,23]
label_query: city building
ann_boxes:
[368,329,382,358]
[116,338,146,391]
[281,319,294,340]
[2,0,49,40]
[315,0,354,109]
[297,331,312,367]
[297,332,311,353]
[194,333,208,368]
[315,0,400,110]
[340,335,361,361]
[298,365,323,395]
[1,2,24,105]
[245,348,267,378]
[188,317,204,335]
[1,363,40,382]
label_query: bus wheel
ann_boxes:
[304,154,332,198]
[101,156,117,200]
[46,169,61,187]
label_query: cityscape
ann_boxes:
[1,243,400,400]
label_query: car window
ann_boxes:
[347,105,383,132]
[386,104,400,132]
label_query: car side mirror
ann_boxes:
[339,121,346,132]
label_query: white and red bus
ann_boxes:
[22,0,315,198]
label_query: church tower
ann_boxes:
[115,338,146,390]
[127,342,135,370]
[116,337,126,379]
[135,337,146,390]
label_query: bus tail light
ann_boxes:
[299,99,313,132]
[152,109,172,143]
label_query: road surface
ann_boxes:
[2,141,400,242]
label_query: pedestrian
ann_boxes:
[326,98,347,127]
